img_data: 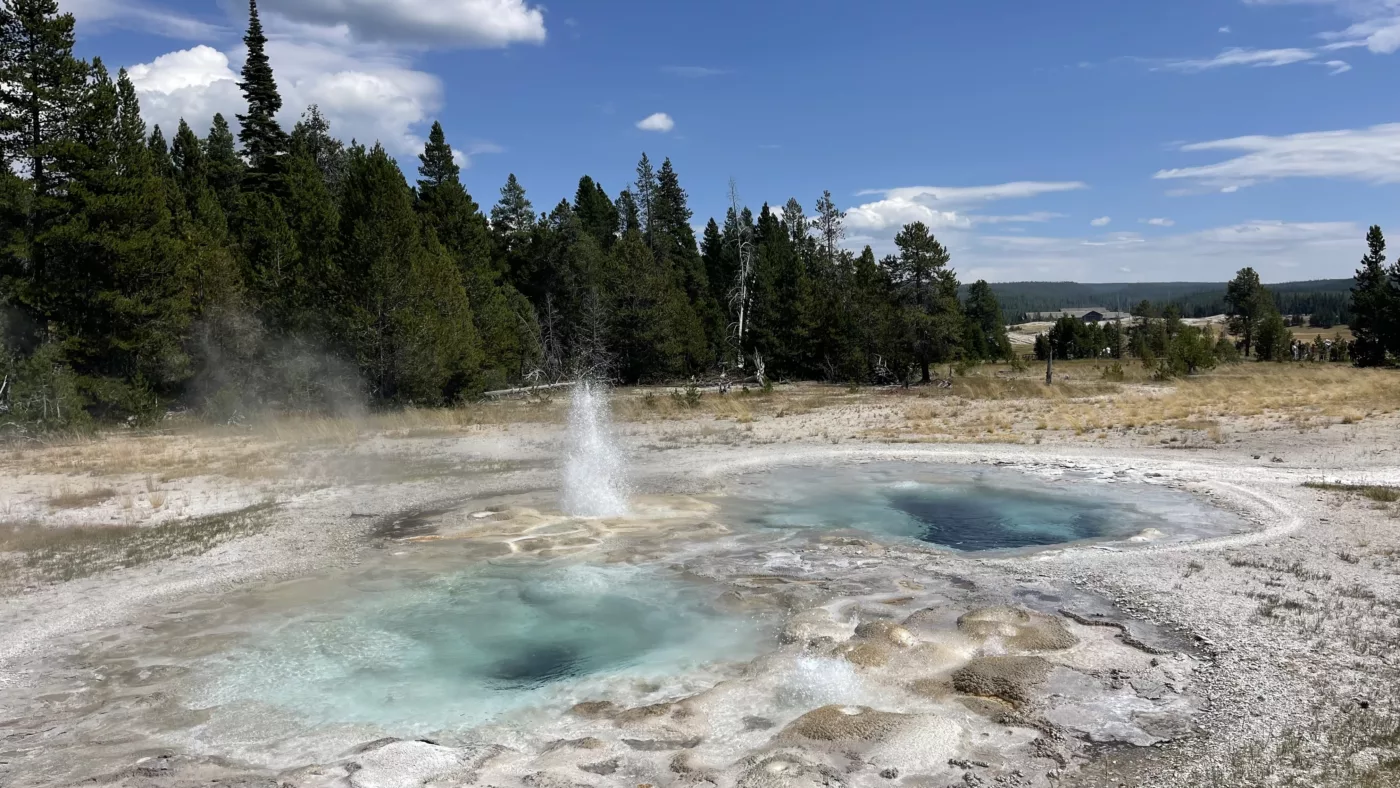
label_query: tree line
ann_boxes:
[0,0,1015,430]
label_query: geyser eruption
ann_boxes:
[562,380,629,517]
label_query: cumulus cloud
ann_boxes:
[1090,216,1112,227]
[265,0,547,48]
[1143,217,1176,226]
[636,112,675,133]
[1154,123,1400,190]
[844,182,1084,234]
[128,39,445,156]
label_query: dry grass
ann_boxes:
[0,503,276,592]
[1304,481,1400,503]
[47,486,116,509]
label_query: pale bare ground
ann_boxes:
[1,361,1399,786]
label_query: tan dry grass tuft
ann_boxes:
[47,486,116,510]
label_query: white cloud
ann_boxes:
[636,112,675,133]
[1143,217,1176,226]
[265,0,547,48]
[65,0,223,38]
[856,181,1088,203]
[1324,58,1355,72]
[128,39,444,156]
[1154,123,1400,189]
[1244,0,1400,53]
[845,181,1084,235]
[1220,25,1233,32]
[1160,46,1318,71]
[1090,216,1112,227]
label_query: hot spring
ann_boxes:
[183,562,766,737]
[713,461,1246,551]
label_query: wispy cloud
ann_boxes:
[1220,25,1233,32]
[1143,217,1177,227]
[661,65,728,77]
[1090,216,1112,227]
[1154,122,1400,190]
[1158,46,1318,71]
[65,0,225,39]
[636,112,675,133]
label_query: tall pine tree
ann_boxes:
[235,0,287,183]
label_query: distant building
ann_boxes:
[1027,307,1132,323]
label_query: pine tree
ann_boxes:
[204,113,243,216]
[0,0,86,334]
[573,175,618,249]
[963,280,1011,361]
[417,122,533,386]
[633,153,659,248]
[1350,225,1391,367]
[892,221,962,382]
[1225,267,1268,358]
[42,65,195,418]
[810,190,845,268]
[338,144,479,403]
[653,157,718,369]
[290,105,347,197]
[616,189,639,234]
[170,118,241,314]
[235,0,287,182]
[490,173,534,254]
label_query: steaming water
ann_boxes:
[561,381,629,517]
[188,562,764,734]
[720,463,1246,551]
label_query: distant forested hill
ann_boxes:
[974,279,1355,323]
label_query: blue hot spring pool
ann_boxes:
[716,462,1246,551]
[186,562,765,733]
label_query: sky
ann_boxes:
[67,0,1400,283]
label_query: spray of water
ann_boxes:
[561,381,629,517]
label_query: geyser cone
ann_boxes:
[562,381,629,517]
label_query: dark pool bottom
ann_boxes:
[716,462,1246,551]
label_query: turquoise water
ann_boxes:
[720,463,1240,551]
[190,563,763,731]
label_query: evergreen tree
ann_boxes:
[490,173,534,254]
[290,105,347,196]
[235,0,287,182]
[573,175,618,250]
[415,122,533,386]
[42,65,195,418]
[616,188,640,234]
[891,222,962,382]
[1350,225,1392,367]
[653,157,718,369]
[1255,310,1293,362]
[963,280,1011,361]
[1225,267,1269,357]
[338,144,480,403]
[203,113,243,215]
[0,0,86,335]
[633,153,659,248]
[810,190,845,267]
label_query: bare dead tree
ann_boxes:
[726,178,757,372]
[570,287,614,382]
[538,293,566,384]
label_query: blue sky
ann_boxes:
[69,0,1400,283]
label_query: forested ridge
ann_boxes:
[0,0,1019,429]
[988,280,1354,324]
